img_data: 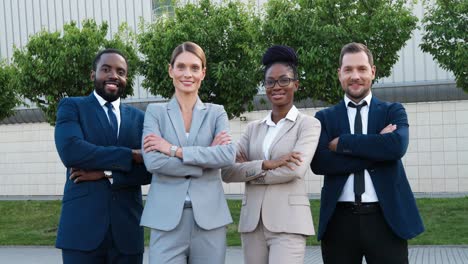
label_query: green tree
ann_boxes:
[0,61,21,121]
[421,0,467,91]
[262,0,418,104]
[138,0,262,118]
[12,20,139,125]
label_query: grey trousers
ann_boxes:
[148,208,227,264]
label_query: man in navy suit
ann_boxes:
[311,42,424,264]
[54,48,151,263]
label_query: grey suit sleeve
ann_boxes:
[251,116,321,185]
[222,121,265,182]
[142,104,203,177]
[183,106,236,168]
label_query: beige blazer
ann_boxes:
[222,112,321,236]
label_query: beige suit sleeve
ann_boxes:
[222,122,265,182]
[250,116,321,185]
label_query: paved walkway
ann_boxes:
[1,246,467,263]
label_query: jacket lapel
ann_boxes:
[88,93,114,144]
[367,97,383,134]
[167,97,188,146]
[337,100,351,135]
[187,98,207,146]
[117,103,129,145]
[254,121,269,160]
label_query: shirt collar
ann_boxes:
[262,105,299,126]
[344,92,372,108]
[94,90,121,111]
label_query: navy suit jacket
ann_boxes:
[311,96,424,240]
[54,93,151,254]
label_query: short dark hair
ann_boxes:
[339,42,374,67]
[93,48,128,71]
[170,42,206,68]
[262,45,299,79]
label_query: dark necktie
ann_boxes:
[348,101,367,203]
[105,102,118,140]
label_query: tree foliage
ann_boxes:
[138,0,262,118]
[0,61,21,121]
[421,0,467,91]
[7,0,424,121]
[12,20,139,125]
[261,0,418,104]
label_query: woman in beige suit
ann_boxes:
[222,45,321,264]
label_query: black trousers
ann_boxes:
[321,203,408,264]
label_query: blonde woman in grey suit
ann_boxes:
[222,45,321,264]
[141,42,235,264]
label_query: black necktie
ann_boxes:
[348,101,367,203]
[105,102,118,140]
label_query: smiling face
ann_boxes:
[91,53,128,102]
[338,51,376,103]
[169,51,206,95]
[265,63,298,109]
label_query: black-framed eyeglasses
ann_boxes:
[263,78,297,89]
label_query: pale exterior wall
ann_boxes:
[378,0,455,85]
[1,100,468,196]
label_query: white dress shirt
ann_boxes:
[185,132,191,202]
[262,105,299,160]
[338,93,379,203]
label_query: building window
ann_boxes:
[152,0,175,20]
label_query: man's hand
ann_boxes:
[262,152,302,170]
[380,124,397,134]
[211,131,232,146]
[69,168,104,183]
[143,134,172,155]
[328,137,339,152]
[132,149,143,163]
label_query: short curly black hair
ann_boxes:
[262,45,298,79]
[93,48,128,71]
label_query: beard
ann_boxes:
[344,84,370,102]
[94,80,125,102]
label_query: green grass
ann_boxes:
[0,197,467,246]
[0,200,61,245]
[410,197,468,245]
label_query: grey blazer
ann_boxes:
[140,97,235,231]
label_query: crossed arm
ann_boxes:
[142,104,236,177]
[55,98,145,183]
[311,103,408,176]
[222,117,321,185]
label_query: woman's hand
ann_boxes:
[236,151,249,163]
[211,131,232,146]
[262,152,302,170]
[143,133,172,155]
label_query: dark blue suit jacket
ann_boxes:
[54,93,151,254]
[311,96,424,241]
